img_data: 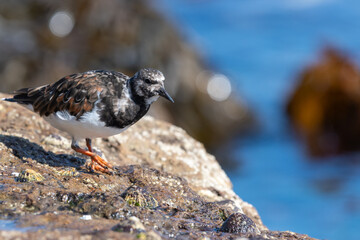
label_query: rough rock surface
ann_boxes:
[0,95,316,239]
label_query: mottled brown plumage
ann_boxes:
[11,70,128,119]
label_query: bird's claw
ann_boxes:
[84,154,113,174]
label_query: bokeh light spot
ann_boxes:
[49,11,74,37]
[207,74,232,101]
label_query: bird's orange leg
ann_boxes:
[71,139,113,173]
[86,138,93,152]
[86,138,113,169]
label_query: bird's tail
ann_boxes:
[2,97,16,102]
[1,88,40,105]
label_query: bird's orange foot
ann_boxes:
[71,142,113,174]
[85,154,113,174]
[92,154,113,169]
[86,160,110,174]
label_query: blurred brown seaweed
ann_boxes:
[286,47,360,157]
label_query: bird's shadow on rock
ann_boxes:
[0,134,86,168]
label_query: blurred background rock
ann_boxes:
[287,48,360,157]
[0,0,253,151]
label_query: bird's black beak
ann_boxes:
[158,87,174,103]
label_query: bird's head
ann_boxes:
[130,68,174,105]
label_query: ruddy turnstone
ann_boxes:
[3,68,174,173]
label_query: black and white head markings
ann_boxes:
[130,68,174,105]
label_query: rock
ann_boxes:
[112,216,146,233]
[0,0,254,150]
[0,96,316,239]
[219,213,259,234]
[143,231,162,240]
[286,48,360,157]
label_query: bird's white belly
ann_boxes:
[44,108,127,140]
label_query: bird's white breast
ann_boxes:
[44,103,127,141]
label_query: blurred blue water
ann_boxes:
[155,0,360,239]
[0,219,43,232]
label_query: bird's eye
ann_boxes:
[145,78,151,84]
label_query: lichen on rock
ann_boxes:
[16,169,44,182]
[122,185,159,209]
[55,167,79,177]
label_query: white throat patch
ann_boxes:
[145,95,159,105]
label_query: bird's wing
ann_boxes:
[10,70,128,119]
